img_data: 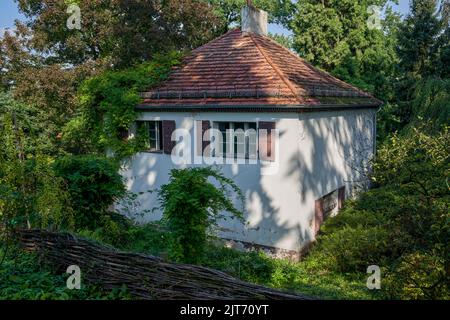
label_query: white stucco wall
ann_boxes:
[118,109,376,253]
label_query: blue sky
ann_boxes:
[1,0,411,35]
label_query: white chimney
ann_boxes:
[241,3,268,36]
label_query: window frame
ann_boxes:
[212,121,258,160]
[136,120,163,153]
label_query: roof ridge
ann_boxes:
[248,33,301,102]
[256,33,380,101]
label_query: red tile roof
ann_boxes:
[140,29,382,109]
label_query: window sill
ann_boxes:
[142,150,164,154]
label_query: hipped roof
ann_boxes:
[139,29,382,111]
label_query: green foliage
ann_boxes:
[394,0,450,129]
[397,0,448,79]
[0,249,130,300]
[373,124,449,192]
[208,0,295,31]
[62,53,181,158]
[311,125,450,299]
[157,167,244,264]
[16,0,221,68]
[268,32,293,49]
[291,0,397,71]
[85,221,375,300]
[0,92,74,234]
[317,226,390,273]
[383,250,448,299]
[53,155,126,230]
[290,1,401,140]
[410,78,450,129]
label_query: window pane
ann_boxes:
[218,122,230,157]
[148,121,158,150]
[233,123,245,158]
[214,122,257,159]
[136,121,162,151]
[158,121,163,150]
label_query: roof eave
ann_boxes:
[136,103,382,113]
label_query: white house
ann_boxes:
[119,5,381,259]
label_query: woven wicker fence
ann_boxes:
[16,229,313,300]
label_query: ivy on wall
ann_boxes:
[62,51,182,159]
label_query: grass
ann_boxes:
[0,222,381,300]
[79,222,380,300]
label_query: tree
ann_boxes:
[16,0,223,67]
[290,1,399,96]
[397,0,449,78]
[0,24,41,91]
[208,0,296,33]
[290,0,401,139]
[0,92,73,236]
[291,0,395,70]
[395,0,450,127]
[269,32,293,49]
[62,54,180,157]
[410,78,450,129]
[2,1,219,156]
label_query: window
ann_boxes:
[213,122,257,159]
[136,121,163,152]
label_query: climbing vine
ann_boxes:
[62,51,182,159]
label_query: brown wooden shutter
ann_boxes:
[314,199,324,235]
[162,120,176,155]
[201,120,211,157]
[338,186,346,210]
[258,121,276,161]
[196,120,202,157]
[196,120,211,157]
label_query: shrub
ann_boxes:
[317,225,390,273]
[157,167,244,264]
[53,155,126,230]
[0,249,130,300]
[383,251,449,300]
[311,124,450,299]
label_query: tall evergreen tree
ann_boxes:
[395,0,449,127]
[397,0,446,78]
[290,1,401,139]
[290,1,399,99]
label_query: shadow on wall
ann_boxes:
[118,108,374,256]
[118,34,376,253]
[289,110,375,209]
